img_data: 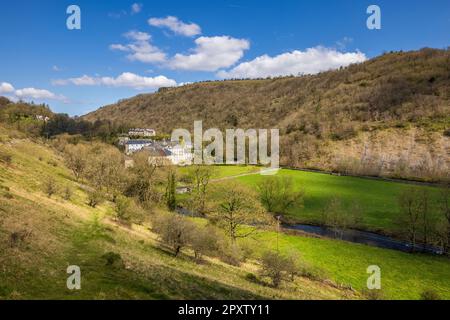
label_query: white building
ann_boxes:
[125,140,153,155]
[167,142,193,166]
[128,128,156,137]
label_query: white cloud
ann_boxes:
[131,3,142,14]
[0,82,15,94]
[169,36,250,72]
[14,87,67,101]
[217,47,367,79]
[335,37,354,50]
[53,72,177,90]
[110,31,166,63]
[149,16,201,37]
[124,30,151,42]
[52,65,63,72]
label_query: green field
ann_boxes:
[239,229,450,300]
[232,169,442,234]
[1,137,449,300]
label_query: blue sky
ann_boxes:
[0,0,448,116]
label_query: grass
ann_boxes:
[1,135,448,300]
[240,229,450,300]
[178,165,259,180]
[0,135,353,300]
[233,168,443,234]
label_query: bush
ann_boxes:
[298,264,328,282]
[420,289,441,300]
[9,230,32,248]
[245,273,260,283]
[218,240,244,266]
[362,289,385,300]
[43,177,58,198]
[259,251,300,288]
[63,186,73,201]
[87,190,104,208]
[444,129,450,137]
[114,196,147,224]
[189,225,221,262]
[102,252,124,268]
[152,213,194,257]
[115,195,132,221]
[0,151,12,165]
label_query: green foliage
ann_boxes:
[63,185,73,201]
[257,176,304,214]
[165,170,177,211]
[259,251,299,288]
[87,189,104,208]
[420,289,441,300]
[102,252,124,268]
[114,195,132,221]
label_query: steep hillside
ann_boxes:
[0,125,355,300]
[84,48,450,182]
[1,126,449,299]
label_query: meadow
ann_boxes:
[232,168,443,234]
[1,134,448,300]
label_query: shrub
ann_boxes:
[43,177,58,198]
[87,190,104,208]
[259,251,300,288]
[114,195,132,221]
[152,213,194,257]
[0,151,12,165]
[362,289,385,300]
[102,252,124,268]
[245,273,259,283]
[9,230,32,248]
[63,186,73,201]
[189,225,221,262]
[420,289,441,300]
[444,129,450,137]
[218,240,244,266]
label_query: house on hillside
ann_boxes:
[166,142,193,166]
[125,140,153,155]
[128,128,156,138]
[143,146,173,166]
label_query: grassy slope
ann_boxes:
[236,169,442,234]
[207,166,450,299]
[0,133,352,300]
[241,231,450,300]
[0,135,448,300]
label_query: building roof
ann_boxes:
[125,140,154,145]
[143,145,172,157]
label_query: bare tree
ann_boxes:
[437,185,450,255]
[43,177,58,198]
[321,197,363,238]
[187,165,215,215]
[257,176,304,214]
[64,144,87,181]
[152,213,194,257]
[398,188,422,251]
[212,182,271,243]
[259,251,299,288]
